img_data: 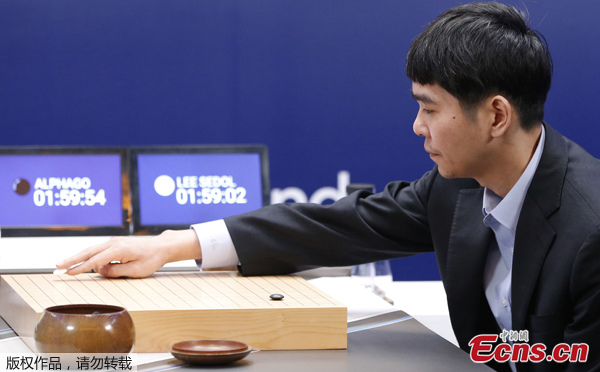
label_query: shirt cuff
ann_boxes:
[191,220,240,269]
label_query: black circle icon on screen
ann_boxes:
[13,178,31,195]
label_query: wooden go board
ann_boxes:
[0,272,347,352]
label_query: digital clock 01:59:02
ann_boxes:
[33,189,107,207]
[175,187,247,205]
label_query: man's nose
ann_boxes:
[413,114,428,137]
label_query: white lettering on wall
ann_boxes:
[270,170,350,205]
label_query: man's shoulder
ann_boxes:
[528,125,600,220]
[563,139,600,219]
[545,131,600,224]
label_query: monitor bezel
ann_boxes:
[0,146,131,237]
[130,144,270,235]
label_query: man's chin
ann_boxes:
[437,167,475,181]
[436,165,458,180]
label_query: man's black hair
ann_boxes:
[406,2,552,130]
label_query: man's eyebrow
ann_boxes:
[410,90,437,104]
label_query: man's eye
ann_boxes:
[423,109,434,114]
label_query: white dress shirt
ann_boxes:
[192,219,239,268]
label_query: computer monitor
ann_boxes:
[130,145,269,234]
[0,147,131,237]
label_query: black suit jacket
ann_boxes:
[226,124,600,371]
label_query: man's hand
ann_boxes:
[55,229,202,278]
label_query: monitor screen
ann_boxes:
[130,145,269,234]
[0,147,130,237]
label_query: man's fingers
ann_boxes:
[55,234,173,278]
[97,263,130,278]
[56,241,112,270]
[96,262,152,279]
[66,248,126,275]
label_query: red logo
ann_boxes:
[469,332,589,364]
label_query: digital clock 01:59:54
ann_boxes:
[33,189,107,207]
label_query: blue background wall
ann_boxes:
[2,1,600,280]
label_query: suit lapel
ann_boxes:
[511,124,566,331]
[511,197,556,331]
[445,188,495,347]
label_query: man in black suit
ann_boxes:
[59,2,600,371]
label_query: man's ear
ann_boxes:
[487,95,513,138]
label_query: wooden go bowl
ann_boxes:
[34,304,135,353]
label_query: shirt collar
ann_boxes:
[482,125,546,234]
